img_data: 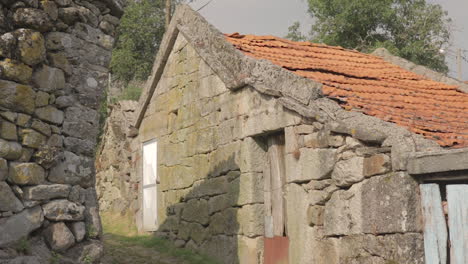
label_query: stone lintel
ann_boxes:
[407,148,468,175]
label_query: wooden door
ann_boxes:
[420,184,448,264]
[446,185,468,264]
[142,140,158,231]
[264,134,289,264]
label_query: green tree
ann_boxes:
[288,0,452,73]
[110,0,166,83]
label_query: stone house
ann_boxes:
[123,5,468,264]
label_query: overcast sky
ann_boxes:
[188,0,468,80]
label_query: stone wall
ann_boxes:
[283,123,424,264]
[96,100,139,216]
[136,33,303,263]
[0,1,121,263]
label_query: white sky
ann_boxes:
[189,0,468,80]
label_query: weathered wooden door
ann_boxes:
[446,185,468,264]
[142,140,158,231]
[421,183,468,264]
[264,134,289,264]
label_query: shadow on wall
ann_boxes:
[154,154,253,264]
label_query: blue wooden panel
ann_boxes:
[447,185,468,264]
[420,184,447,264]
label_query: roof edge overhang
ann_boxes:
[407,148,468,177]
[372,48,468,94]
[133,4,324,128]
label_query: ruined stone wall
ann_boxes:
[95,100,139,216]
[0,1,121,263]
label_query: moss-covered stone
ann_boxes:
[0,59,33,84]
[15,29,46,66]
[9,162,45,185]
[21,129,47,149]
[13,8,53,32]
[0,80,36,114]
[0,120,18,141]
[47,52,72,74]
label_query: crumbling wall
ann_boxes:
[0,1,121,263]
[95,100,139,217]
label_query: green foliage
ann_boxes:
[117,83,143,101]
[110,0,166,83]
[289,0,452,73]
[14,237,30,254]
[114,235,219,264]
[285,22,307,42]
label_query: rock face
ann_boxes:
[42,199,85,221]
[0,0,121,262]
[0,206,44,247]
[44,222,75,252]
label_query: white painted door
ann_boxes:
[143,140,158,231]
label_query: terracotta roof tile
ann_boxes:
[225,33,468,148]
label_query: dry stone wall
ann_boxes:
[95,100,139,216]
[0,1,121,263]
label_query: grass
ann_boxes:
[101,212,218,264]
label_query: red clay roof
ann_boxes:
[225,33,468,148]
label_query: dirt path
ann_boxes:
[100,234,187,264]
[99,213,216,264]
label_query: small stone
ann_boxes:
[304,132,329,148]
[0,33,17,59]
[47,134,63,147]
[43,222,75,252]
[13,8,53,32]
[55,96,75,108]
[31,119,52,136]
[42,199,85,221]
[363,154,391,177]
[22,184,71,200]
[16,114,31,127]
[15,29,46,66]
[0,206,44,247]
[49,151,94,187]
[41,0,58,20]
[33,65,65,92]
[34,106,64,124]
[0,158,8,181]
[328,135,345,147]
[99,21,114,35]
[0,139,22,160]
[69,222,85,242]
[21,129,46,149]
[0,59,33,84]
[18,148,34,162]
[64,137,95,156]
[47,52,72,75]
[0,120,18,141]
[332,157,365,187]
[0,181,24,213]
[35,91,50,107]
[68,185,85,204]
[9,162,45,185]
[0,112,17,123]
[0,80,36,114]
